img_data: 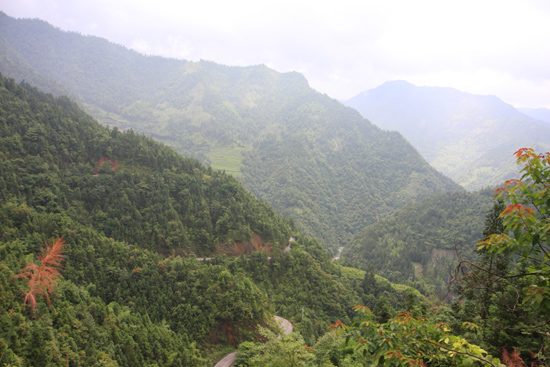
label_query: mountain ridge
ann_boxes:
[0,12,462,251]
[344,80,550,190]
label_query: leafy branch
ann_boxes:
[331,306,503,366]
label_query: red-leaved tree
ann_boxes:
[14,237,66,312]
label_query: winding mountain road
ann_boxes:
[213,316,293,367]
[201,237,294,262]
[209,240,295,366]
[214,352,237,367]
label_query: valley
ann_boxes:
[0,10,548,367]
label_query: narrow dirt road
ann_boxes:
[213,316,293,367]
[214,352,237,367]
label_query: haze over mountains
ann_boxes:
[518,107,550,126]
[2,9,549,365]
[1,11,546,252]
[0,12,460,252]
[344,80,550,190]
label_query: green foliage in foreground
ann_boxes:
[235,307,504,367]
[236,327,315,367]
[453,148,550,358]
[331,306,504,367]
[481,148,550,315]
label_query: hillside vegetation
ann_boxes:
[0,77,292,255]
[0,74,425,366]
[0,13,461,252]
[1,13,548,365]
[342,189,494,292]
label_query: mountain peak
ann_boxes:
[344,82,550,190]
[380,80,415,88]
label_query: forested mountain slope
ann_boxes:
[0,75,426,365]
[0,12,461,252]
[0,76,292,256]
[342,189,494,288]
[344,81,550,190]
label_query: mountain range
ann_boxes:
[0,12,460,252]
[344,80,550,190]
[1,11,548,365]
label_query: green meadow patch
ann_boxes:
[207,146,245,177]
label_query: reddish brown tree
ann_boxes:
[501,348,525,367]
[14,237,66,312]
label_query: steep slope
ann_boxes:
[0,74,368,366]
[0,74,291,255]
[344,81,550,190]
[0,13,461,252]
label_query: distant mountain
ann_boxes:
[0,12,461,252]
[518,107,550,125]
[344,81,550,190]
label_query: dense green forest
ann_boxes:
[1,12,549,366]
[0,74,426,366]
[342,189,495,289]
[0,74,292,255]
[0,12,461,252]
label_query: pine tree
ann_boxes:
[13,237,66,312]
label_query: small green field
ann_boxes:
[336,266,419,294]
[207,146,244,177]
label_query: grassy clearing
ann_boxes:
[207,146,244,177]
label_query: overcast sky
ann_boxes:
[3,0,550,108]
